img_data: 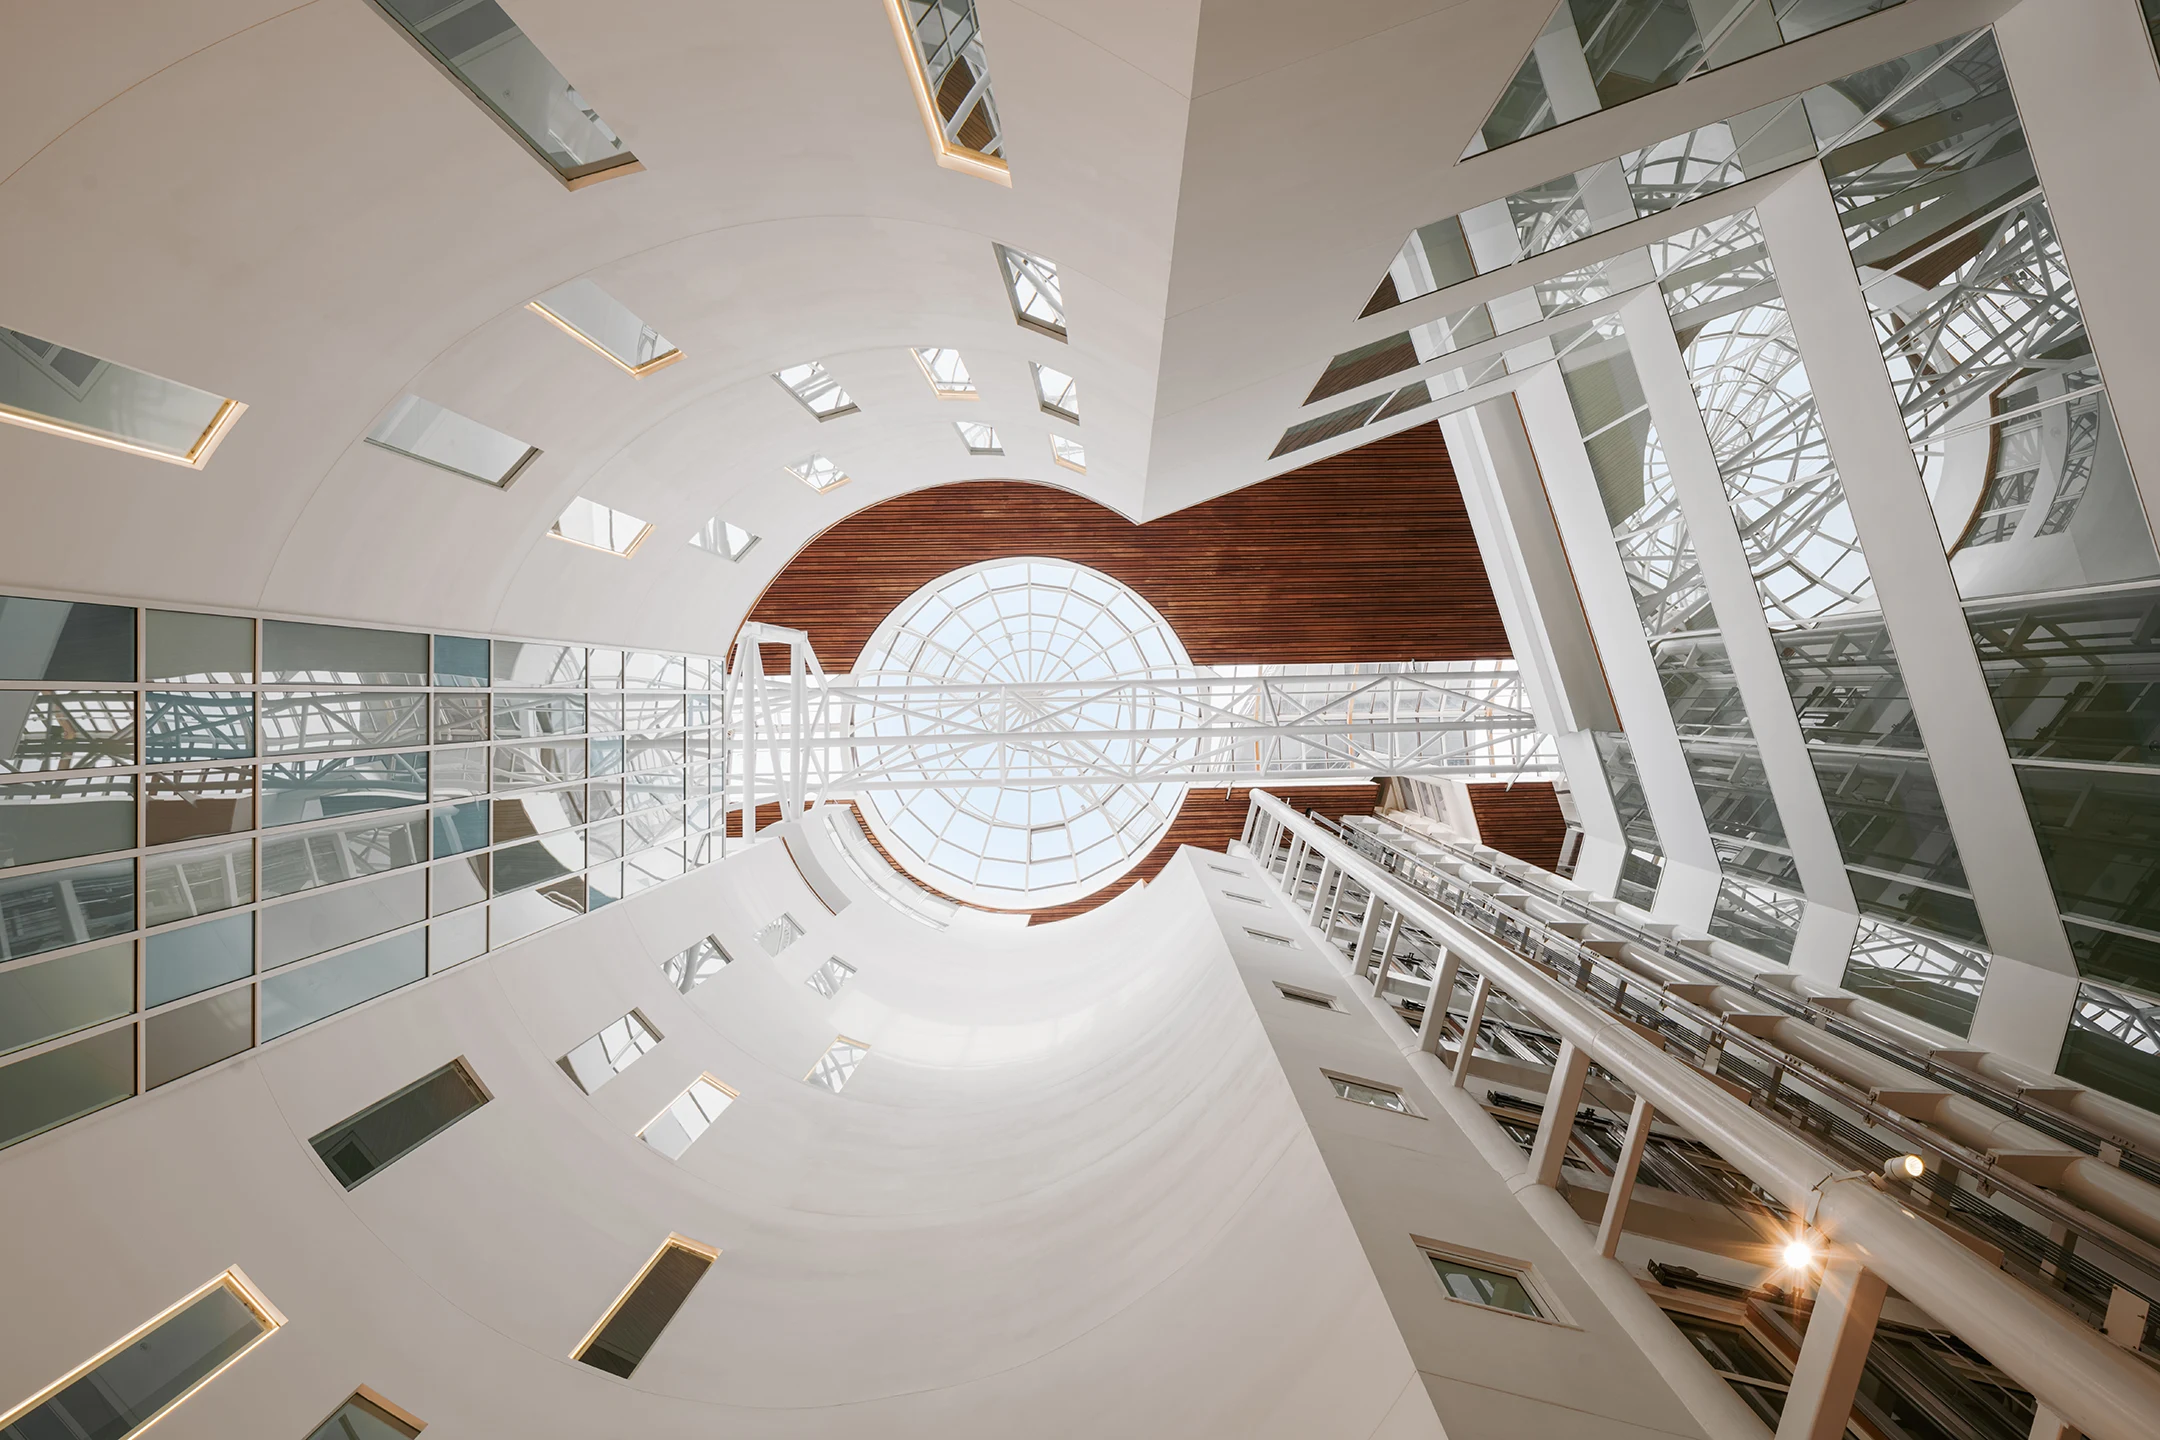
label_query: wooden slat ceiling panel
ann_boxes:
[737,423,1510,922]
[1465,782,1569,871]
[744,422,1508,670]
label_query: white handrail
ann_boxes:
[1249,791,2160,1440]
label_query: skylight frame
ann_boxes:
[365,395,540,489]
[550,496,655,559]
[881,0,1012,186]
[526,281,681,377]
[363,0,642,190]
[850,558,1193,909]
[1030,362,1079,424]
[912,347,978,399]
[994,243,1067,341]
[689,518,760,563]
[785,453,852,494]
[0,327,246,469]
[1049,434,1086,473]
[638,1076,737,1159]
[954,420,1003,455]
[772,361,859,421]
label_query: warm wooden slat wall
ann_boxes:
[744,422,1508,669]
[1465,782,1568,870]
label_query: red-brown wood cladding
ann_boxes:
[744,422,1507,669]
[1466,782,1568,870]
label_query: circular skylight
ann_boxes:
[851,558,1194,909]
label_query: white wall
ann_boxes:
[0,826,1437,1438]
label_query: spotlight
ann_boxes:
[1883,1153,1926,1181]
[1781,1235,1821,1273]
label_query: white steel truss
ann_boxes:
[722,625,1553,827]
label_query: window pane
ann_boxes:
[145,989,253,1088]
[146,766,253,846]
[145,912,254,1007]
[261,692,427,755]
[529,280,678,374]
[0,326,241,466]
[756,913,804,956]
[146,692,254,762]
[260,753,428,825]
[662,935,729,992]
[559,1010,660,1094]
[303,1393,423,1440]
[260,812,425,898]
[2016,765,2160,944]
[1330,1075,1410,1112]
[261,930,426,1040]
[0,940,132,1056]
[494,692,584,738]
[0,1024,134,1148]
[371,0,637,181]
[1429,1255,1541,1316]
[1967,587,2160,768]
[0,595,133,682]
[262,621,428,685]
[0,690,135,773]
[308,1058,488,1188]
[144,838,252,926]
[431,854,489,914]
[0,772,136,867]
[0,856,134,961]
[431,799,489,857]
[493,740,583,790]
[433,634,489,687]
[574,1242,714,1377]
[145,610,252,683]
[493,641,585,688]
[807,1037,868,1092]
[262,869,425,968]
[364,394,538,487]
[640,1077,733,1158]
[433,693,488,743]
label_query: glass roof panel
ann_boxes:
[853,558,1193,908]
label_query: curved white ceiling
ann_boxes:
[1,0,1969,663]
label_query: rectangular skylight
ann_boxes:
[806,956,857,998]
[807,1036,870,1092]
[883,0,1010,184]
[0,327,244,468]
[994,243,1066,340]
[366,395,539,488]
[784,454,851,493]
[689,518,759,562]
[573,1236,716,1377]
[551,496,654,557]
[1031,362,1078,423]
[662,934,731,992]
[527,281,679,376]
[912,347,977,398]
[955,420,1002,455]
[773,361,858,420]
[367,0,640,187]
[639,1075,736,1159]
[1049,434,1085,473]
[0,1270,284,1440]
[757,912,805,955]
[558,1009,661,1093]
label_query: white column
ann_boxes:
[1452,976,1493,1088]
[1416,949,1459,1052]
[1775,1258,1887,1440]
[1512,363,1722,929]
[1596,1095,1654,1259]
[1996,0,2160,522]
[1528,1039,1591,1188]
[1755,166,2079,1063]
[1618,288,1858,920]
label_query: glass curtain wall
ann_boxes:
[1547,304,1804,960]
[0,595,728,1152]
[1592,731,1667,910]
[1465,0,1907,159]
[1810,32,2160,1042]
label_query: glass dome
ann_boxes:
[850,558,1194,909]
